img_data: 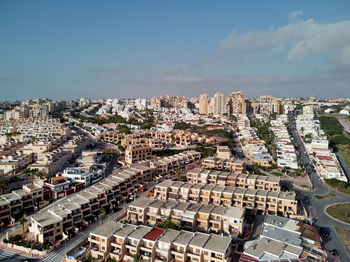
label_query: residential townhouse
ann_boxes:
[90,223,233,262]
[29,149,72,175]
[154,228,180,262]
[125,144,152,165]
[152,180,297,217]
[28,151,201,243]
[104,129,212,150]
[139,227,166,261]
[0,182,47,223]
[187,169,281,191]
[123,225,152,261]
[0,199,11,226]
[29,211,63,243]
[89,221,123,260]
[0,117,69,141]
[148,150,201,177]
[109,223,138,261]
[201,157,245,173]
[270,116,299,169]
[236,115,275,167]
[122,137,164,151]
[0,151,35,175]
[127,198,246,236]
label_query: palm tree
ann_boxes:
[19,213,27,241]
[133,253,141,262]
[0,179,8,195]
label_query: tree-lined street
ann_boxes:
[290,113,350,262]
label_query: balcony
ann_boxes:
[155,254,168,262]
[111,241,123,248]
[140,254,152,262]
[91,244,100,251]
[112,248,122,255]
[89,237,100,245]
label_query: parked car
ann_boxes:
[331,249,339,256]
[320,227,330,239]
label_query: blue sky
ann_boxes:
[1,0,350,101]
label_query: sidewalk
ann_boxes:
[0,241,47,259]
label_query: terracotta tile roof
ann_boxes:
[143,227,165,241]
[316,155,333,161]
[50,176,65,181]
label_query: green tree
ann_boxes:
[133,253,141,262]
[0,179,8,195]
[140,122,155,129]
[116,125,131,134]
[175,167,181,176]
[157,219,183,230]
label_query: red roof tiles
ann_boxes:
[143,227,165,241]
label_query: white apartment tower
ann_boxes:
[208,92,228,116]
[199,93,208,115]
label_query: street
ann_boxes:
[290,113,350,262]
[0,250,39,261]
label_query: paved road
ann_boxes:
[0,250,38,261]
[290,112,350,262]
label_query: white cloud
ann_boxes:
[288,9,303,20]
[219,13,350,72]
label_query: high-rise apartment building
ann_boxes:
[199,93,208,114]
[208,92,228,116]
[229,91,246,115]
[255,95,280,115]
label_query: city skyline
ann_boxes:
[1,1,350,100]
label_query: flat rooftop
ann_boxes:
[173,231,194,246]
[203,234,231,254]
[114,224,138,238]
[173,202,190,211]
[198,204,214,214]
[128,225,151,240]
[224,206,244,219]
[91,221,122,238]
[157,180,173,188]
[189,232,210,248]
[244,238,302,260]
[211,206,227,216]
[261,224,301,247]
[128,197,153,209]
[157,229,180,243]
[32,212,62,227]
